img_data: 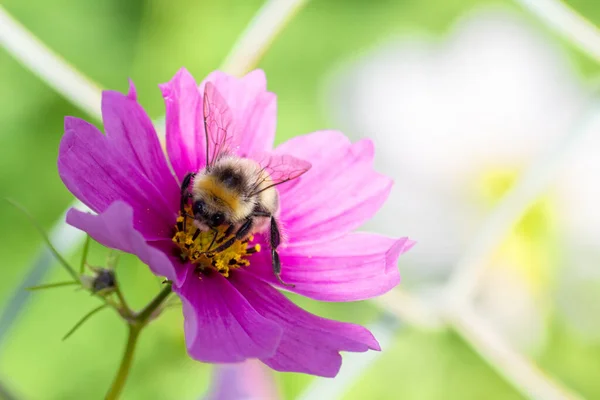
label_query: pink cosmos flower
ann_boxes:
[57,67,414,377]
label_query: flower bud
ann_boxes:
[81,267,116,294]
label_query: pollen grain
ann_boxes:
[172,206,258,278]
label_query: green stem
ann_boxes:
[105,283,172,399]
[113,283,132,319]
[105,325,141,400]
[136,283,172,323]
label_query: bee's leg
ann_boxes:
[181,172,195,194]
[222,224,235,241]
[269,217,295,288]
[214,223,234,246]
[180,173,196,232]
[207,219,253,254]
[180,194,190,231]
[180,193,193,232]
[207,225,230,252]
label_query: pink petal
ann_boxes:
[101,82,180,210]
[200,70,276,158]
[58,117,175,239]
[231,271,380,377]
[276,131,393,242]
[248,234,415,301]
[66,201,182,284]
[144,239,192,286]
[160,68,206,182]
[176,272,282,363]
[161,68,276,182]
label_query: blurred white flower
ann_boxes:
[326,8,600,350]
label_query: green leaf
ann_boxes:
[62,304,108,341]
[27,281,79,291]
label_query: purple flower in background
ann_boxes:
[58,68,414,377]
[203,361,280,400]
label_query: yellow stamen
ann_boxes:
[172,205,259,278]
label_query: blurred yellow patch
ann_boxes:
[477,168,557,294]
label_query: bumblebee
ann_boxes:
[180,82,311,286]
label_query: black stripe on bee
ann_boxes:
[214,166,245,191]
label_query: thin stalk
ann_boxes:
[446,304,583,400]
[105,325,141,400]
[0,6,103,120]
[113,282,132,319]
[6,199,79,280]
[27,281,79,291]
[106,250,121,269]
[515,0,600,64]
[105,283,172,399]
[136,283,172,323]
[220,0,309,76]
[370,288,443,330]
[79,235,91,275]
[371,292,584,400]
[63,304,108,341]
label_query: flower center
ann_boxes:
[171,206,260,277]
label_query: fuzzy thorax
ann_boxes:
[172,206,260,277]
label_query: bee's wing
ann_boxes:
[203,82,236,168]
[251,153,312,195]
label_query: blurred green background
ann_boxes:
[1,0,600,399]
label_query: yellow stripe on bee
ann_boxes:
[198,176,241,212]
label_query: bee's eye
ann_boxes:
[211,212,225,227]
[192,201,205,216]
